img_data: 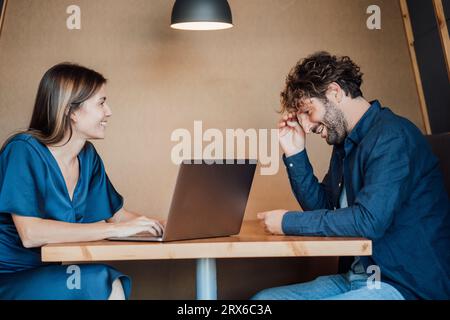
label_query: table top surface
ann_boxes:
[42,220,372,262]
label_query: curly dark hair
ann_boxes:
[280,51,364,113]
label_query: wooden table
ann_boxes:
[42,220,372,299]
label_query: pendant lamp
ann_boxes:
[171,0,233,31]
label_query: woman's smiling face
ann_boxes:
[71,85,112,140]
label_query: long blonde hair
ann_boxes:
[2,63,107,150]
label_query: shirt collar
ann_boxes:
[346,100,382,146]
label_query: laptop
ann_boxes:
[108,160,256,242]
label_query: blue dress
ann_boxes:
[0,134,131,299]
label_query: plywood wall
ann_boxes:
[0,0,422,299]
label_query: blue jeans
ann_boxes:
[252,259,404,300]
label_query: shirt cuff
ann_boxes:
[282,150,311,177]
[282,211,304,235]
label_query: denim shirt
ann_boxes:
[282,100,450,300]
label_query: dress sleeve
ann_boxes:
[0,140,48,218]
[84,143,124,222]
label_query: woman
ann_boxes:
[0,63,163,300]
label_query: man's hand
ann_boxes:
[278,112,305,157]
[257,209,288,235]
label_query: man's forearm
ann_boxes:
[282,205,389,240]
[284,150,333,211]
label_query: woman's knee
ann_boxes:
[108,278,125,300]
[75,264,127,299]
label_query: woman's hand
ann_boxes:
[112,216,164,238]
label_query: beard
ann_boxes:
[321,100,348,145]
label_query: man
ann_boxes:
[254,52,450,300]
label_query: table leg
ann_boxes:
[196,258,217,300]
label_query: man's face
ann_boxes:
[296,97,348,145]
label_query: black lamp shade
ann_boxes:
[171,0,233,30]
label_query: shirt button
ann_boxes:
[289,163,294,168]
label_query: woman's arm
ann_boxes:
[108,208,165,227]
[12,213,164,248]
[13,215,113,248]
[107,207,141,223]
